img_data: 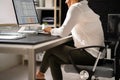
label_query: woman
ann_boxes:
[36,0,105,80]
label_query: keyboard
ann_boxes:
[18,26,42,34]
[0,33,26,40]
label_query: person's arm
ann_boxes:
[44,5,80,37]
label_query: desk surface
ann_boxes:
[0,33,60,45]
[0,35,72,54]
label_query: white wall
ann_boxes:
[0,0,21,72]
[0,54,22,72]
[0,0,17,24]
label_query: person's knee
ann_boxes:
[43,50,52,58]
[46,46,59,53]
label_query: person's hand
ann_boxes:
[43,27,52,34]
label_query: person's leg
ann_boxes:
[39,45,73,73]
[37,44,96,80]
[36,45,74,79]
[48,45,96,80]
[36,50,51,79]
[69,49,96,65]
[47,45,76,80]
[49,55,65,80]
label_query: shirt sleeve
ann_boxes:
[50,5,80,37]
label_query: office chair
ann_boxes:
[63,40,120,80]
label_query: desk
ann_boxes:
[0,35,72,80]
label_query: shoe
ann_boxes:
[36,71,45,80]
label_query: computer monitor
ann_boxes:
[107,14,120,40]
[12,0,38,25]
[12,0,42,33]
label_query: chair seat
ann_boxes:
[63,59,114,78]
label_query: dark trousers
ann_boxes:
[40,44,96,80]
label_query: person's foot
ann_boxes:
[36,71,45,80]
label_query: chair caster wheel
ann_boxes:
[93,76,99,80]
[79,70,89,80]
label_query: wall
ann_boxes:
[0,0,16,24]
[0,54,22,72]
[0,0,21,72]
[88,0,120,40]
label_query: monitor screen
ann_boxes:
[107,14,120,39]
[12,0,38,25]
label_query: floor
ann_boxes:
[0,64,115,80]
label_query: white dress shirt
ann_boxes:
[50,0,105,58]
